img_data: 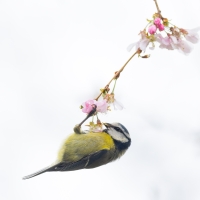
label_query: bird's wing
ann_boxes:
[23,149,109,180]
[49,149,109,171]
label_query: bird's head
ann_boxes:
[103,122,131,143]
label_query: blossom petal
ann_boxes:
[177,40,192,55]
[170,36,178,44]
[113,100,124,110]
[139,38,149,51]
[96,99,108,113]
[185,27,200,44]
[149,46,155,50]
[162,37,170,45]
[82,99,97,113]
[127,42,137,52]
[159,43,173,50]
[185,35,199,44]
[155,33,164,43]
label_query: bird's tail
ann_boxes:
[22,163,61,180]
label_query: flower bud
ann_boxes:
[154,18,161,26]
[148,25,157,34]
[158,24,165,31]
[162,18,169,26]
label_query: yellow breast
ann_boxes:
[57,132,115,162]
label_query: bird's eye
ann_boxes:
[115,127,121,132]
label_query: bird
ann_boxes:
[23,122,131,180]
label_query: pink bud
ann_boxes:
[154,18,161,26]
[158,24,165,31]
[148,25,157,35]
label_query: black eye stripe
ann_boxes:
[114,127,123,133]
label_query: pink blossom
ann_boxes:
[158,24,165,31]
[184,27,200,44]
[96,99,108,113]
[113,99,124,110]
[157,34,179,50]
[148,25,157,34]
[103,93,123,110]
[82,99,97,114]
[127,31,150,52]
[157,34,192,54]
[82,99,108,114]
[138,37,150,51]
[176,39,192,55]
[154,18,162,26]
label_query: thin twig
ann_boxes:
[153,0,161,14]
[95,49,140,101]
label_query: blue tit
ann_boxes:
[23,122,131,180]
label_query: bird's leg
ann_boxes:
[74,104,97,134]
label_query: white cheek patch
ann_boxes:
[108,128,129,143]
[111,122,130,139]
[122,129,130,139]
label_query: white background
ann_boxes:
[1,0,200,200]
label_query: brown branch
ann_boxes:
[95,49,140,101]
[153,0,161,14]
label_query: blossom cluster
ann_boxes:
[81,93,123,115]
[78,12,200,132]
[80,85,123,132]
[127,15,200,55]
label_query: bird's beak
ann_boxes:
[103,123,112,128]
